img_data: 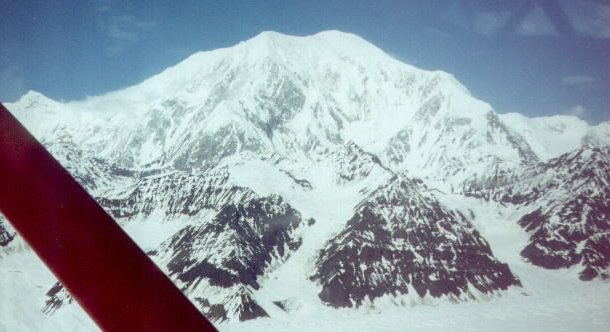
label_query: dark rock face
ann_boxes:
[579,234,610,281]
[518,188,610,280]
[233,292,269,321]
[96,168,257,219]
[156,194,305,321]
[162,194,302,288]
[194,289,267,323]
[463,146,610,280]
[43,281,73,314]
[195,297,229,322]
[280,170,313,190]
[35,141,312,319]
[41,194,306,322]
[42,133,136,194]
[325,141,392,184]
[312,175,520,308]
[0,217,15,247]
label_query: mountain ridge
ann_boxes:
[1,30,610,329]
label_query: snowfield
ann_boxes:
[1,30,610,331]
[4,196,610,331]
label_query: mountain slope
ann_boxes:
[463,146,610,280]
[8,31,608,187]
[312,174,520,307]
[1,30,609,330]
[155,194,308,322]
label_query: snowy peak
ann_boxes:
[10,90,59,113]
[8,30,605,182]
[584,121,610,147]
[312,173,520,307]
[547,144,610,172]
[155,194,307,322]
[499,112,610,160]
[463,145,610,280]
[17,89,50,102]
[2,30,610,329]
[244,30,394,62]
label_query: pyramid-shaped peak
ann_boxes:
[12,90,58,109]
[20,90,50,101]
[250,30,291,40]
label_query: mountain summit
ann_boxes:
[2,30,610,329]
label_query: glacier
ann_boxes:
[1,30,610,331]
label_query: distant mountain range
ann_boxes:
[2,30,609,327]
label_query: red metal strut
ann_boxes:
[0,104,216,331]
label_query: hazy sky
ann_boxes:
[1,0,609,123]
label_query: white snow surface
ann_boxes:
[2,30,610,331]
[4,191,610,332]
[7,30,609,180]
[220,196,610,332]
[498,112,598,160]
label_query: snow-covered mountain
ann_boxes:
[312,174,520,308]
[463,145,610,281]
[155,194,308,322]
[1,30,610,330]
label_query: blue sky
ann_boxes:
[1,0,609,123]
